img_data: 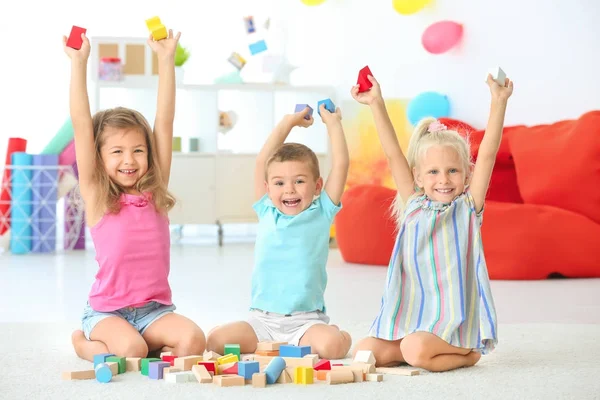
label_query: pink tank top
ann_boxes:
[88,193,172,312]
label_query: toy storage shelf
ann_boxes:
[90,36,335,243]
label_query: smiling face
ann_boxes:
[414,145,469,203]
[266,160,323,215]
[99,126,148,192]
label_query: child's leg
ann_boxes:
[352,337,404,367]
[299,324,352,360]
[142,313,206,356]
[72,316,149,362]
[205,321,259,354]
[400,331,481,372]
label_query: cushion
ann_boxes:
[335,184,396,266]
[509,111,600,223]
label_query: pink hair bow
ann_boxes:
[428,121,447,132]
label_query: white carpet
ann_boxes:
[1,322,599,400]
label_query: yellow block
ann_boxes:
[151,25,167,41]
[217,354,239,365]
[294,366,314,384]
[145,16,162,30]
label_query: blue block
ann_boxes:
[95,362,113,383]
[249,40,267,55]
[264,357,286,384]
[148,361,171,380]
[317,98,335,116]
[279,345,311,358]
[93,353,115,368]
[294,104,313,119]
[237,360,260,380]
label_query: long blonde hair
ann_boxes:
[91,107,175,214]
[391,117,472,225]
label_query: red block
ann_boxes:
[198,361,217,374]
[161,355,178,366]
[66,25,86,50]
[222,363,238,374]
[357,65,373,92]
[314,359,331,371]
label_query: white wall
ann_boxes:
[1,0,599,162]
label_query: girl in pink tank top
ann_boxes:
[64,28,205,363]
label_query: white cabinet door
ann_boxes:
[168,154,216,225]
[215,154,257,223]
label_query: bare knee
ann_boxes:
[400,336,432,369]
[206,326,227,354]
[176,327,206,356]
[114,336,149,358]
[312,331,351,360]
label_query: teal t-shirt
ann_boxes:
[250,191,341,315]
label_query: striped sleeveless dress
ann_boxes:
[368,190,498,354]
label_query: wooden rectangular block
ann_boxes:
[105,356,126,374]
[174,355,204,371]
[125,357,141,372]
[282,357,315,368]
[105,362,119,375]
[254,355,274,366]
[327,370,354,385]
[376,367,420,376]
[352,362,376,374]
[213,374,245,387]
[198,361,217,375]
[366,373,384,382]
[354,350,376,365]
[203,351,221,361]
[252,372,267,388]
[166,371,194,383]
[192,364,213,383]
[224,344,241,360]
[303,354,319,362]
[352,370,364,382]
[61,369,95,380]
[255,350,279,357]
[294,366,314,384]
[256,341,287,351]
[163,367,181,377]
[217,354,239,365]
[316,370,329,381]
[276,369,293,384]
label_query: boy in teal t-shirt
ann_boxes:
[206,104,352,360]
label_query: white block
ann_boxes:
[353,350,376,365]
[366,373,384,382]
[487,67,506,86]
[166,371,195,383]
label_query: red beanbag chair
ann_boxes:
[482,201,600,279]
[335,184,397,266]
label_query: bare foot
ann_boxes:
[466,351,482,367]
[71,329,109,362]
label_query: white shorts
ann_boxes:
[247,309,330,346]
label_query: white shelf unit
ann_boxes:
[90,36,336,244]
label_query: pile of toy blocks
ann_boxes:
[62,342,419,386]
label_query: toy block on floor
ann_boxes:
[105,362,119,375]
[66,26,87,50]
[192,364,213,383]
[105,356,126,374]
[352,362,375,374]
[249,40,268,55]
[279,345,311,358]
[237,360,260,380]
[304,354,319,362]
[327,370,354,385]
[316,370,329,380]
[352,370,364,382]
[61,369,96,380]
[255,350,279,357]
[203,351,221,361]
[163,367,181,378]
[174,355,204,371]
[314,359,331,371]
[148,361,171,380]
[264,357,286,384]
[198,361,217,375]
[93,353,115,368]
[256,341,287,351]
[317,98,336,116]
[294,366,314,384]
[276,369,293,384]
[376,367,420,376]
[161,355,178,366]
[242,354,255,361]
[252,372,266,387]
[166,371,194,383]
[145,16,167,41]
[224,344,241,360]
[354,350,376,365]
[95,363,113,383]
[357,65,374,93]
[282,356,315,368]
[221,362,238,375]
[141,358,162,376]
[366,373,383,382]
[217,354,239,365]
[294,104,314,120]
[125,357,141,372]
[213,374,245,387]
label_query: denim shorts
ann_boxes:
[81,301,176,340]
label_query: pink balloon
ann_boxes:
[422,21,463,54]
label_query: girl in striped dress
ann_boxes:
[350,72,513,372]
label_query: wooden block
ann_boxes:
[174,355,204,371]
[166,371,194,383]
[352,362,376,374]
[252,372,267,388]
[332,365,353,371]
[255,350,279,357]
[217,354,239,365]
[376,367,420,376]
[280,345,311,358]
[222,363,238,375]
[254,355,275,366]
[162,355,178,366]
[282,356,314,368]
[203,351,221,361]
[294,366,314,384]
[125,357,141,372]
[352,370,364,382]
[66,26,86,50]
[276,369,293,384]
[366,373,384,382]
[314,359,331,371]
[213,374,245,387]
[303,354,319,362]
[163,367,181,377]
[61,369,95,380]
[256,341,287,351]
[160,351,173,358]
[192,364,213,383]
[105,356,126,374]
[241,354,255,361]
[354,350,376,365]
[105,362,119,375]
[224,344,241,360]
[198,361,217,375]
[326,370,354,385]
[316,370,329,381]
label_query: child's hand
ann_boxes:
[147,29,181,61]
[351,75,382,106]
[284,107,314,128]
[319,104,342,126]
[63,33,90,61]
[487,74,514,102]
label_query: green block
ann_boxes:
[141,358,162,376]
[106,356,126,374]
[224,344,241,360]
